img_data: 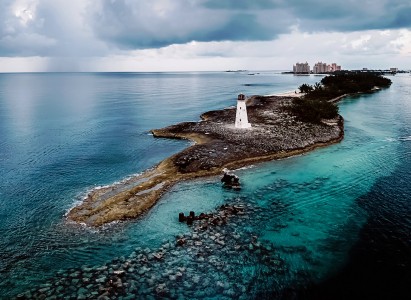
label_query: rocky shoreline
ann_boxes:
[66,95,344,227]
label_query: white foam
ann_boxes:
[384,137,397,142]
[234,165,256,171]
[65,170,147,217]
[399,136,411,141]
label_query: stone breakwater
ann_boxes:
[18,199,292,300]
[66,95,344,227]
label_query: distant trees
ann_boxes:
[314,82,322,91]
[290,72,392,123]
[298,82,323,94]
[289,98,339,124]
[298,83,313,93]
[318,71,391,98]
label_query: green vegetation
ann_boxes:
[290,97,339,124]
[290,72,392,123]
[298,83,313,93]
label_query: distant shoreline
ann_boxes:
[66,93,343,227]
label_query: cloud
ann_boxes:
[89,0,411,51]
[0,32,56,56]
[90,0,290,50]
[4,27,410,73]
[0,0,107,57]
[0,0,52,56]
[76,28,408,72]
[203,0,280,10]
[285,0,411,31]
[0,0,411,72]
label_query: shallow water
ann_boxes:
[0,72,410,298]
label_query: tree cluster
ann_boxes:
[289,72,392,123]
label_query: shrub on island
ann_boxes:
[290,72,391,123]
[290,98,339,124]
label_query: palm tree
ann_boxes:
[314,82,322,91]
[298,83,313,93]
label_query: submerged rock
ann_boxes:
[22,199,289,299]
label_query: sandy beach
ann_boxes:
[266,90,305,97]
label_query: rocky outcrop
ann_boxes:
[152,96,343,174]
[66,95,343,227]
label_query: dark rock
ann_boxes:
[186,215,193,225]
[178,212,186,222]
[16,293,26,300]
[97,291,110,300]
[153,252,164,260]
[176,238,186,246]
[155,283,169,296]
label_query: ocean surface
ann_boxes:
[0,71,409,299]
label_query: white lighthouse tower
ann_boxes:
[235,94,251,128]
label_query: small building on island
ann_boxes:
[235,94,251,129]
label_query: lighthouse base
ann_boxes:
[235,122,251,129]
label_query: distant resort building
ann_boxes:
[293,62,310,74]
[293,61,341,74]
[330,63,342,72]
[359,67,404,74]
[313,62,327,73]
[313,62,341,73]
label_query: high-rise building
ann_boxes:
[331,63,341,72]
[313,62,327,73]
[293,62,310,74]
[313,62,341,73]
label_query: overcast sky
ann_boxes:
[1,0,411,72]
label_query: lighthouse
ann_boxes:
[235,94,251,128]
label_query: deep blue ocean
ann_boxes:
[0,72,410,299]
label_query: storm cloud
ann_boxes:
[0,0,106,57]
[0,0,410,71]
[90,0,291,50]
[1,0,411,57]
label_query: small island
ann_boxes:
[66,72,391,227]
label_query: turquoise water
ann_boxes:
[0,72,410,298]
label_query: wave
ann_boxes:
[64,170,148,218]
[398,136,411,141]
